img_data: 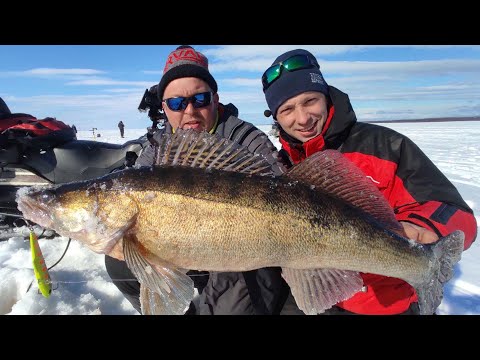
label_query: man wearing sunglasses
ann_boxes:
[262,48,477,315]
[105,45,290,315]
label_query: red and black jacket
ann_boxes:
[278,86,477,315]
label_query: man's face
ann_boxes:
[275,91,328,143]
[162,77,219,132]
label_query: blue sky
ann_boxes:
[1,45,480,130]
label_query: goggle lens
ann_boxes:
[262,54,318,90]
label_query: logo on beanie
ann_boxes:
[310,73,325,84]
[164,48,208,73]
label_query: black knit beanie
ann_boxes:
[263,49,329,118]
[157,45,218,101]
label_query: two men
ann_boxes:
[107,46,477,315]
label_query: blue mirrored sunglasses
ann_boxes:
[163,91,213,112]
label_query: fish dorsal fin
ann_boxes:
[153,128,274,176]
[286,149,405,236]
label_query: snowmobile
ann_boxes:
[0,88,164,238]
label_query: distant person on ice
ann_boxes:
[118,120,125,138]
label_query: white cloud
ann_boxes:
[7,94,138,108]
[4,93,149,130]
[322,59,480,76]
[218,90,265,103]
[208,57,480,77]
[203,45,366,58]
[417,84,473,91]
[203,45,480,59]
[2,45,479,127]
[0,68,105,77]
[102,88,149,93]
[355,102,480,121]
[66,79,153,87]
[221,78,260,87]
[25,68,105,75]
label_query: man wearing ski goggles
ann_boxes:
[261,48,477,316]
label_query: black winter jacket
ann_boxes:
[134,103,290,314]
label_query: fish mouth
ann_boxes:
[17,194,54,230]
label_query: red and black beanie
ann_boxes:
[157,45,218,101]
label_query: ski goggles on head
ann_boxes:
[163,91,213,112]
[262,54,320,91]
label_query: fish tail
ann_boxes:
[415,230,464,315]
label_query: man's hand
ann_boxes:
[400,221,439,244]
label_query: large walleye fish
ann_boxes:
[17,129,464,315]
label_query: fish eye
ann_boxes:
[40,189,56,203]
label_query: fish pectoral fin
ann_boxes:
[282,268,364,315]
[123,234,194,315]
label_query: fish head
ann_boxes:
[17,179,139,254]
